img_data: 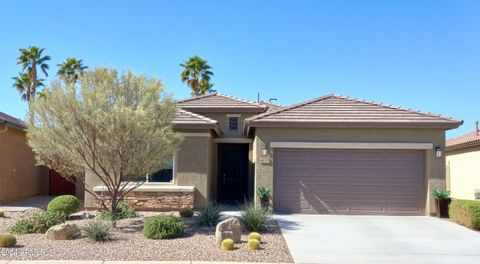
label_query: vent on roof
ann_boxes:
[208,89,217,94]
[269,98,278,103]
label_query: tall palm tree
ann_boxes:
[16,46,51,101]
[180,56,214,96]
[12,73,44,102]
[57,57,88,84]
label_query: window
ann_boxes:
[229,117,238,131]
[146,157,175,183]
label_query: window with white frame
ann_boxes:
[146,156,175,183]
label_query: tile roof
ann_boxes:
[245,94,462,130]
[178,93,267,112]
[446,130,480,150]
[260,101,285,113]
[172,109,222,135]
[0,111,27,130]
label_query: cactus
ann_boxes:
[0,233,17,248]
[221,238,234,250]
[248,231,261,242]
[248,238,261,250]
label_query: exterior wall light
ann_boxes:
[261,145,268,156]
[435,146,443,158]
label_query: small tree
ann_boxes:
[27,68,182,226]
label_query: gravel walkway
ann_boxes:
[0,210,293,262]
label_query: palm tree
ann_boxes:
[57,57,88,84]
[12,73,44,102]
[180,56,214,96]
[16,46,51,101]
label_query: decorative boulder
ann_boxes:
[46,223,81,240]
[215,217,241,245]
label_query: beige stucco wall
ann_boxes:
[253,127,446,215]
[446,145,480,200]
[0,127,49,202]
[84,130,214,209]
[195,113,258,138]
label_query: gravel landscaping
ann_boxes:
[0,209,293,262]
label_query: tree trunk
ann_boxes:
[111,198,118,228]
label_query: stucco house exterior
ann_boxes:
[84,93,462,215]
[0,111,49,202]
[446,123,480,200]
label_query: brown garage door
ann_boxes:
[274,149,425,215]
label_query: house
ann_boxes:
[84,93,462,215]
[0,111,49,202]
[446,122,480,200]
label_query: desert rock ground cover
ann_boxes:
[0,204,292,262]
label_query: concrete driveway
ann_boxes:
[276,215,480,264]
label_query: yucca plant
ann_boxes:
[195,202,224,226]
[237,201,271,231]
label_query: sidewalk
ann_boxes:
[1,261,286,264]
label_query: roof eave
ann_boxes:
[172,123,222,136]
[180,106,266,113]
[446,140,480,151]
[245,121,462,130]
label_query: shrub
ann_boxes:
[143,215,184,239]
[0,233,17,248]
[221,238,234,250]
[0,210,4,217]
[98,202,138,221]
[11,211,66,234]
[81,220,112,242]
[179,207,194,217]
[432,188,450,200]
[247,238,260,250]
[449,199,480,230]
[257,186,272,200]
[47,195,80,216]
[237,202,271,231]
[195,202,224,226]
[248,232,261,242]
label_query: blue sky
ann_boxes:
[1,0,479,137]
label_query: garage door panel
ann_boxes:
[274,149,425,215]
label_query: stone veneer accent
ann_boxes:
[94,190,194,211]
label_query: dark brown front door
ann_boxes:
[217,144,249,203]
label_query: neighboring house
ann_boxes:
[84,93,462,215]
[0,111,49,202]
[446,123,480,200]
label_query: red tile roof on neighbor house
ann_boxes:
[0,111,27,130]
[178,93,267,113]
[446,125,480,150]
[245,94,462,132]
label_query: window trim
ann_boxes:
[145,155,176,185]
[228,116,239,132]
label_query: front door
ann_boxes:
[217,144,249,203]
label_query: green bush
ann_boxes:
[432,188,450,200]
[449,199,480,230]
[179,207,194,217]
[143,215,184,239]
[98,202,138,221]
[11,211,66,234]
[195,202,224,226]
[0,210,4,217]
[257,186,272,200]
[238,201,271,231]
[81,220,112,242]
[0,233,17,248]
[47,195,80,216]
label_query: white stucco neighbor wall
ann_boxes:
[447,145,480,200]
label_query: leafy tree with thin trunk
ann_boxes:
[180,56,214,96]
[27,68,183,226]
[57,57,88,85]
